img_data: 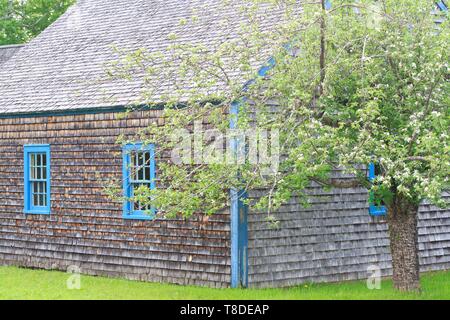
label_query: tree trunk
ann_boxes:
[387,196,421,292]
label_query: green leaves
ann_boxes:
[106,0,449,219]
[0,0,75,45]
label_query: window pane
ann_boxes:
[137,152,144,181]
[29,153,47,180]
[374,164,382,176]
[131,153,137,181]
[130,151,151,182]
[134,199,141,211]
[34,163,38,180]
[33,193,39,207]
[132,183,150,211]
[30,154,36,179]
[42,182,47,206]
[30,153,47,180]
[30,154,35,178]
[31,182,47,207]
[144,152,151,181]
[132,184,139,211]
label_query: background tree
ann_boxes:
[0,0,74,45]
[108,0,449,292]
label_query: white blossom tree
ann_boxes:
[108,0,449,291]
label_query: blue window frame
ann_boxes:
[368,163,387,216]
[24,145,51,215]
[122,143,156,220]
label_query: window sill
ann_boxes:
[123,212,156,221]
[24,209,51,215]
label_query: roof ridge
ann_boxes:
[0,44,25,49]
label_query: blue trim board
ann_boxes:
[369,204,387,217]
[122,143,156,220]
[238,190,249,287]
[24,144,51,215]
[230,188,248,288]
[229,38,281,288]
[230,188,240,288]
[368,163,387,216]
[229,97,250,288]
[229,98,247,288]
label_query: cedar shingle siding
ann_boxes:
[0,0,289,114]
[248,187,450,288]
[0,111,231,288]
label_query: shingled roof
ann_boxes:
[0,0,294,116]
[0,44,23,67]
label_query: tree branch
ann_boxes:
[319,0,327,96]
[405,156,429,162]
[309,176,364,188]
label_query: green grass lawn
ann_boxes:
[0,266,449,300]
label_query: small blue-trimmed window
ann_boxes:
[368,163,387,216]
[122,143,156,220]
[24,145,51,215]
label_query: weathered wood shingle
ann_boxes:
[247,183,450,288]
[0,44,23,66]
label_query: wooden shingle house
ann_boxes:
[0,0,449,288]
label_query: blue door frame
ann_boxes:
[229,59,276,288]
